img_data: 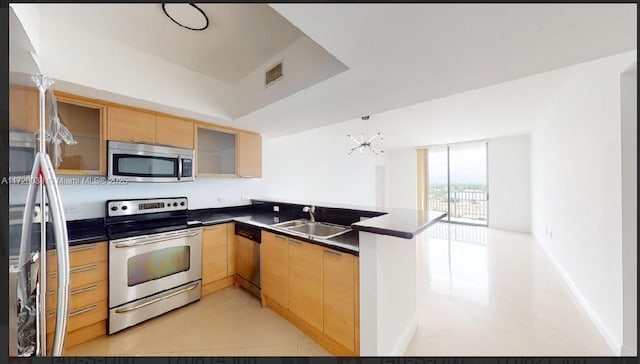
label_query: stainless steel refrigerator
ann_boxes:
[9,74,72,356]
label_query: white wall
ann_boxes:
[620,67,636,356]
[530,51,636,354]
[359,231,418,355]
[384,148,417,209]
[260,120,385,206]
[488,134,531,232]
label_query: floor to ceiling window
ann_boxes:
[421,141,488,226]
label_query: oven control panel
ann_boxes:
[107,197,188,217]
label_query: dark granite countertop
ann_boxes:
[352,209,447,239]
[60,199,445,253]
[188,207,359,254]
[251,197,447,239]
[40,218,107,250]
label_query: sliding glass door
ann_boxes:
[426,141,488,226]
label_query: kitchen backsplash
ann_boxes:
[9,177,262,220]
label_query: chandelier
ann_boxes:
[347,116,383,155]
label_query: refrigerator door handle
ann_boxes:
[16,154,43,355]
[39,153,71,357]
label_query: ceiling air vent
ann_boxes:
[265,62,283,87]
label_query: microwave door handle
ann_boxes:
[40,153,71,356]
[177,156,182,181]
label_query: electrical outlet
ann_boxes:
[273,205,279,212]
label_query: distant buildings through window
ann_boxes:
[424,141,488,226]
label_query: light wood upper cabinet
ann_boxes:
[237,132,262,178]
[202,225,228,284]
[107,107,197,149]
[54,95,106,175]
[288,238,324,331]
[323,248,357,352]
[196,126,237,177]
[107,106,156,144]
[261,231,289,308]
[9,84,39,133]
[156,115,194,149]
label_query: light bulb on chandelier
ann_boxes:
[347,115,384,155]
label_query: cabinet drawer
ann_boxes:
[46,299,107,334]
[47,242,107,272]
[47,261,108,291]
[47,280,107,311]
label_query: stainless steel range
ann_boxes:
[106,197,202,334]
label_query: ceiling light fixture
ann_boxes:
[162,3,209,31]
[347,116,384,155]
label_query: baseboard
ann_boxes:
[389,315,418,356]
[536,237,622,355]
[621,344,637,356]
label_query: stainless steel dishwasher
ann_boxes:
[234,223,261,298]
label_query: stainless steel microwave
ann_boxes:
[107,141,194,182]
[9,130,36,178]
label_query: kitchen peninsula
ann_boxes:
[60,197,446,356]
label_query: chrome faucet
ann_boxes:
[302,205,316,222]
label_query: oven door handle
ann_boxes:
[114,230,200,248]
[114,281,200,313]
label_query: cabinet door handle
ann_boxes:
[288,239,302,245]
[70,284,98,295]
[46,284,98,296]
[50,263,98,278]
[114,282,199,314]
[69,244,98,253]
[274,235,286,241]
[70,264,98,274]
[203,226,219,231]
[324,250,342,258]
[69,305,98,317]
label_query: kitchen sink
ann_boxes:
[271,219,309,229]
[271,220,351,239]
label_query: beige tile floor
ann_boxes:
[64,286,330,356]
[67,222,612,356]
[405,222,613,356]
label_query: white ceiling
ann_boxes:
[36,3,304,84]
[235,3,636,138]
[13,3,637,140]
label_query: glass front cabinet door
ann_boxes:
[196,126,237,177]
[53,95,106,175]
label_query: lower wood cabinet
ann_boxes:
[288,238,323,331]
[261,232,289,308]
[45,242,108,353]
[201,223,236,296]
[261,231,360,356]
[323,247,357,352]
